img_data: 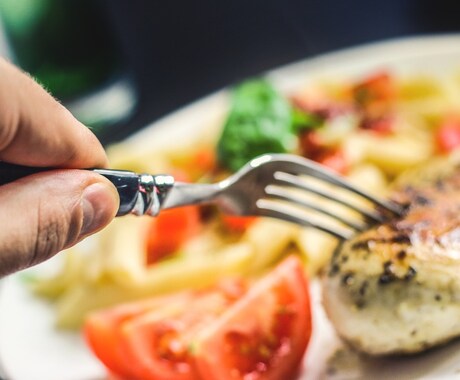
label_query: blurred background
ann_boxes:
[0,0,458,145]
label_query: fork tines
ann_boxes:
[255,155,402,240]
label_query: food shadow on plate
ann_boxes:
[324,338,460,379]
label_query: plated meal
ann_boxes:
[1,36,460,380]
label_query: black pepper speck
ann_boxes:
[342,273,355,286]
[404,266,417,281]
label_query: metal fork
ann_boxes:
[0,154,402,239]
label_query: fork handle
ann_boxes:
[0,161,151,216]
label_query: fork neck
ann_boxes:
[161,182,221,210]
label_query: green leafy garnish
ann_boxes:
[217,79,297,172]
[291,107,323,134]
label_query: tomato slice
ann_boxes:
[118,280,247,380]
[436,117,460,153]
[298,130,325,159]
[352,71,396,107]
[317,149,349,175]
[193,256,312,380]
[145,205,202,265]
[359,116,394,135]
[299,130,349,175]
[84,293,192,380]
[221,215,258,233]
[84,258,311,380]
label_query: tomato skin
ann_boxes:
[299,131,349,175]
[359,116,394,135]
[84,304,148,379]
[193,256,312,380]
[119,318,199,380]
[221,215,258,233]
[118,281,247,380]
[353,71,396,107]
[193,149,217,175]
[85,259,311,380]
[84,295,190,380]
[299,130,324,159]
[436,118,460,153]
[145,205,201,265]
[317,149,349,175]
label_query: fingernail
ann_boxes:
[80,182,118,237]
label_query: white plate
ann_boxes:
[2,34,460,380]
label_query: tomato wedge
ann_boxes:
[221,215,258,233]
[193,256,311,380]
[117,280,247,380]
[436,117,460,153]
[352,71,397,107]
[84,293,192,379]
[145,205,202,265]
[317,149,349,175]
[84,257,311,380]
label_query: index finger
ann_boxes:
[0,58,108,169]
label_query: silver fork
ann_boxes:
[0,154,402,240]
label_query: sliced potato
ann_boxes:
[295,228,338,275]
[344,132,433,175]
[347,164,388,196]
[243,219,299,272]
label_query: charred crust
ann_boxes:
[329,263,340,276]
[341,272,355,286]
[404,266,417,281]
[413,194,431,206]
[396,250,407,260]
[379,261,397,285]
[389,234,411,244]
[379,273,396,285]
[435,179,445,191]
[350,240,370,251]
[359,280,369,296]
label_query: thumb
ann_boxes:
[0,170,119,277]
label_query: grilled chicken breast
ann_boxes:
[322,158,460,355]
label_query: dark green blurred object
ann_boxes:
[0,0,137,132]
[217,79,297,172]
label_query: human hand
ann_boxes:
[0,58,119,277]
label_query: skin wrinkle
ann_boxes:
[0,171,116,277]
[30,193,71,269]
[65,195,85,249]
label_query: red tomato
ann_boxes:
[222,215,258,233]
[84,257,311,380]
[193,256,312,380]
[193,149,217,174]
[352,71,396,107]
[84,293,192,380]
[299,130,324,159]
[317,149,349,175]
[145,205,201,265]
[359,116,394,135]
[299,131,349,175]
[436,118,460,153]
[118,280,247,380]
